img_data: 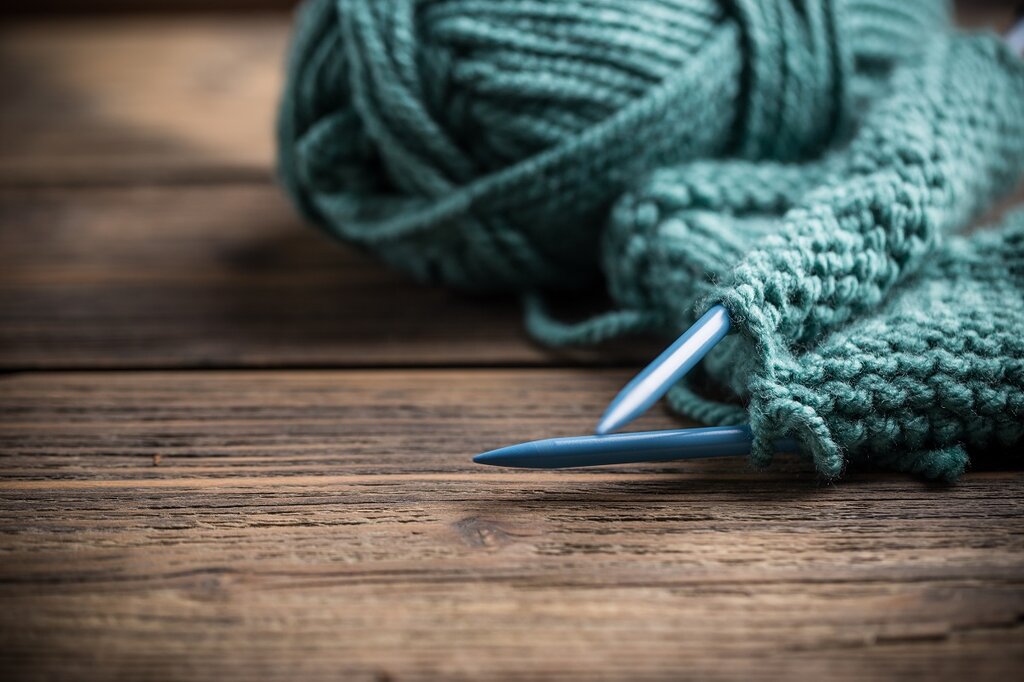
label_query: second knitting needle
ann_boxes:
[596,305,730,435]
[476,424,798,469]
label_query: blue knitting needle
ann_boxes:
[475,424,798,469]
[596,305,731,435]
[1007,15,1024,55]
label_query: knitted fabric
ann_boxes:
[745,211,1024,481]
[529,33,1024,479]
[278,0,947,291]
[530,34,1024,341]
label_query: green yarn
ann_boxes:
[530,34,1024,341]
[278,0,948,291]
[531,33,1024,479]
[699,36,1024,479]
[277,2,1024,480]
[741,212,1024,481]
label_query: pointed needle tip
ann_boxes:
[594,414,617,437]
[472,451,499,466]
[594,382,651,436]
[595,305,733,435]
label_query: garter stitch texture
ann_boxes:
[746,209,1024,481]
[530,33,1024,479]
[278,0,946,291]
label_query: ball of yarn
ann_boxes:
[278,0,947,292]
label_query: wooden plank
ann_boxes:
[0,17,287,185]
[0,369,1022,680]
[2,0,1016,25]
[8,1,300,13]
[2,184,652,369]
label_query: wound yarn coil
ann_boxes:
[278,0,946,291]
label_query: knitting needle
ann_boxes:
[596,305,730,435]
[1008,16,1024,55]
[475,424,798,469]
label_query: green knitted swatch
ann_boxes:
[740,212,1024,480]
[530,34,1024,479]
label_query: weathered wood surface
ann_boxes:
[2,6,1024,681]
[1,370,1023,680]
[0,185,616,369]
[0,18,285,185]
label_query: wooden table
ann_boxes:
[2,9,1023,681]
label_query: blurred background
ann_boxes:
[3,0,1022,16]
[2,0,1019,186]
[1,0,1021,369]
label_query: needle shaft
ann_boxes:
[596,305,731,435]
[475,424,798,469]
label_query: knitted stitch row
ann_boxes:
[278,0,947,291]
[747,210,1024,480]
[529,33,1024,479]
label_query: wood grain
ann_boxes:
[1,369,1023,681]
[0,185,655,369]
[2,6,1024,680]
[0,17,286,185]
[7,1,301,14]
